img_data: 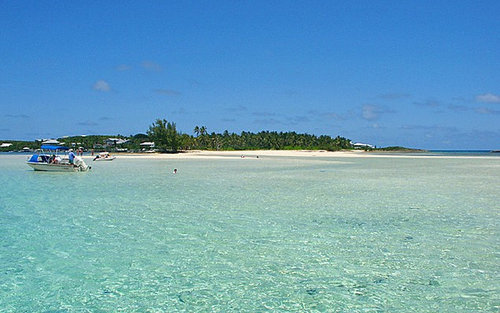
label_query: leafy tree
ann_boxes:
[147,118,180,152]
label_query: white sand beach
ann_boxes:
[96,150,498,160]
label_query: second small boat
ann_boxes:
[93,152,116,161]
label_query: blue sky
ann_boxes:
[1,1,499,149]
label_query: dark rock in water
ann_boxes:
[178,291,194,303]
[178,293,187,303]
[373,278,386,284]
[428,279,440,286]
[306,288,318,295]
[405,236,414,240]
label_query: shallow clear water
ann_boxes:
[0,155,498,312]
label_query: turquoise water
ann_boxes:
[0,155,498,312]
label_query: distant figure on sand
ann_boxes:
[173,168,177,174]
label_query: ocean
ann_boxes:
[0,154,498,312]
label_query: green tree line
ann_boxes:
[1,118,353,152]
[147,118,352,152]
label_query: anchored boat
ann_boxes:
[27,145,90,172]
[93,152,116,161]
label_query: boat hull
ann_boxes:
[94,156,116,161]
[27,162,88,172]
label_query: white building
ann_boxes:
[106,138,129,146]
[353,142,375,149]
[41,139,60,145]
[140,142,155,148]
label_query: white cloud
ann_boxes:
[78,120,99,126]
[142,61,162,71]
[475,107,500,115]
[362,104,395,121]
[153,89,181,96]
[116,64,131,71]
[6,114,29,118]
[377,93,410,100]
[414,99,440,107]
[362,105,378,120]
[476,93,500,103]
[93,80,111,92]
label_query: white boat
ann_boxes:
[27,145,90,172]
[93,152,116,161]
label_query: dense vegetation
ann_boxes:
[1,117,354,153]
[146,119,352,152]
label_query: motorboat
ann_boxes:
[93,152,116,161]
[27,145,90,172]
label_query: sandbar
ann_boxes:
[93,150,498,160]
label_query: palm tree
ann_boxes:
[199,126,207,148]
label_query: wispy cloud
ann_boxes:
[283,89,299,96]
[77,121,99,126]
[447,104,499,115]
[476,93,500,103]
[93,80,111,92]
[307,110,348,121]
[290,115,310,125]
[116,64,131,71]
[142,61,162,72]
[188,79,202,87]
[448,104,470,112]
[413,99,440,107]
[362,104,394,121]
[225,105,247,113]
[324,112,346,120]
[5,114,29,118]
[377,93,411,100]
[252,111,276,117]
[362,105,378,120]
[475,107,500,115]
[153,89,182,96]
[172,108,188,115]
[254,118,283,125]
[401,124,458,132]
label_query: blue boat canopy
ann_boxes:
[28,154,39,162]
[40,145,69,151]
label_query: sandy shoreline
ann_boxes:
[2,150,497,160]
[88,150,498,160]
